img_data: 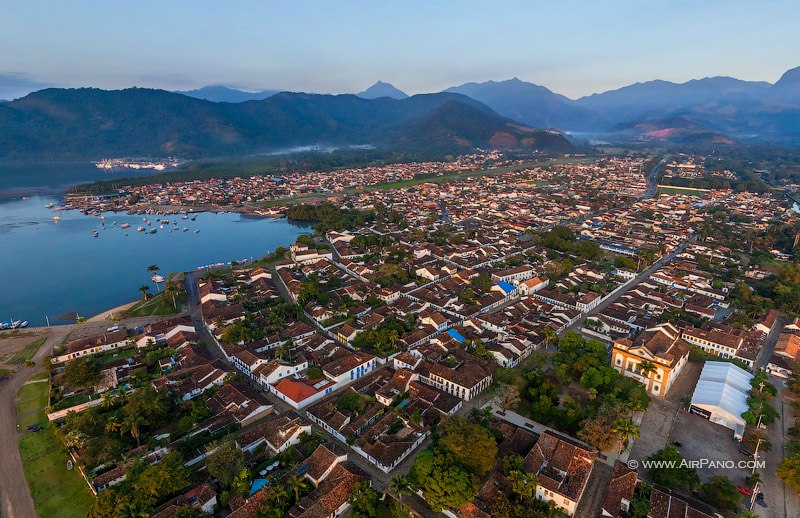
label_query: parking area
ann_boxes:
[670,411,752,483]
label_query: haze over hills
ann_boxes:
[176,85,281,103]
[0,88,570,160]
[1,65,800,160]
[356,81,408,100]
[444,78,608,132]
[439,67,800,144]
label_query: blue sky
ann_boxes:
[1,0,799,100]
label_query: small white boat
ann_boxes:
[52,216,61,222]
[121,223,130,229]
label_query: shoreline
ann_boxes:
[86,300,140,323]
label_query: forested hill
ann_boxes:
[0,88,572,160]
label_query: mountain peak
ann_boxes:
[356,81,408,100]
[776,66,800,87]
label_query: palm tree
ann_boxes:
[147,264,161,292]
[117,500,150,518]
[101,391,117,409]
[121,415,149,446]
[163,282,178,309]
[637,361,657,378]
[104,416,122,433]
[745,472,762,486]
[138,284,151,301]
[543,328,558,349]
[270,485,289,506]
[507,470,537,502]
[612,419,640,452]
[287,475,306,503]
[389,475,411,504]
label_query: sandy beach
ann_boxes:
[86,300,139,322]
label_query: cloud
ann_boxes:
[0,72,53,101]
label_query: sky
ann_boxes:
[2,0,799,100]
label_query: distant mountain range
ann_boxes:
[442,68,800,145]
[445,78,606,132]
[175,85,280,103]
[0,88,569,160]
[2,66,800,161]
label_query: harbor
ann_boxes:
[0,194,312,326]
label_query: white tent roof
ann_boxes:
[691,361,753,421]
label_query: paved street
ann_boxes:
[567,241,688,334]
[755,381,800,518]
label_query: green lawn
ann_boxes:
[8,337,46,364]
[16,381,95,517]
[122,291,185,318]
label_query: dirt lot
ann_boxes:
[0,330,49,367]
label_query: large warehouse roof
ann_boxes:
[691,361,753,425]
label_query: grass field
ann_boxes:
[122,291,186,318]
[8,337,46,364]
[656,185,710,196]
[16,381,95,517]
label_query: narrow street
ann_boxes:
[567,241,687,333]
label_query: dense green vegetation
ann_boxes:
[1,88,571,162]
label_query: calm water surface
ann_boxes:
[0,166,310,325]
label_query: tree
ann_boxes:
[104,416,122,434]
[131,452,191,508]
[646,447,700,489]
[138,284,151,301]
[637,361,657,377]
[121,415,149,446]
[411,450,477,512]
[62,357,102,388]
[148,264,161,292]
[438,417,498,476]
[163,282,178,309]
[287,475,307,503]
[349,482,381,518]
[498,384,521,413]
[777,454,800,492]
[206,442,245,488]
[611,419,640,452]
[389,475,412,504]
[507,470,537,502]
[699,475,741,512]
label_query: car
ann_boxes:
[670,441,683,447]
[737,487,752,496]
[757,492,764,501]
[26,424,42,432]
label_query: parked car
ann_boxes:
[26,424,42,432]
[738,487,752,496]
[670,441,683,448]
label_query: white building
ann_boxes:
[689,361,753,440]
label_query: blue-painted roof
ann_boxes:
[495,281,516,294]
[447,328,467,343]
[249,478,270,495]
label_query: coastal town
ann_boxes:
[5,150,800,518]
